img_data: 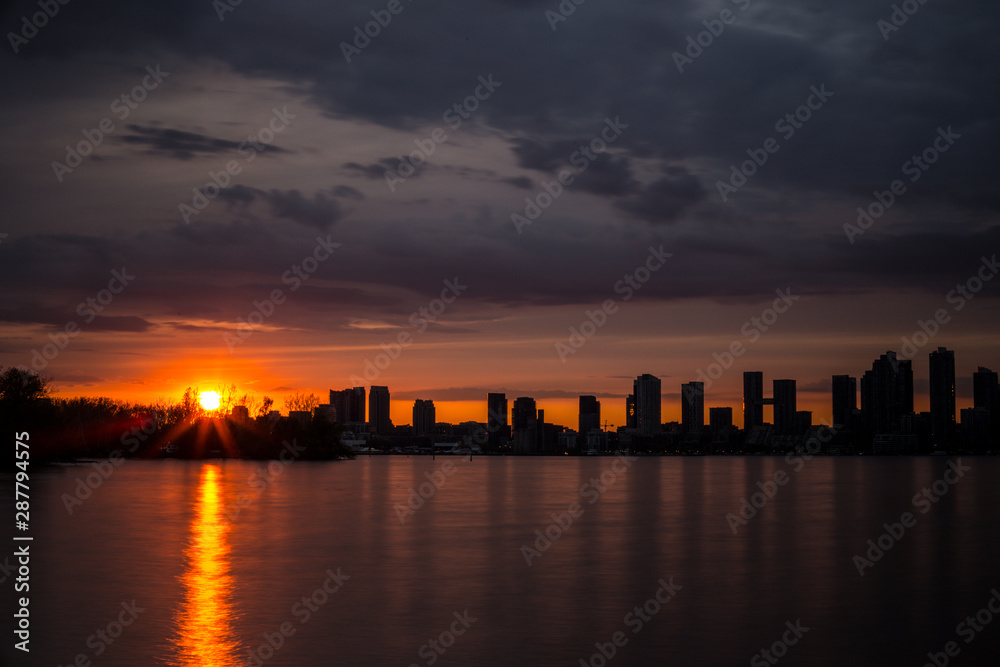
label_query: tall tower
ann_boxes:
[928,347,955,446]
[633,374,661,436]
[681,382,704,432]
[973,367,1000,442]
[412,399,435,437]
[861,351,913,436]
[512,397,538,453]
[743,371,764,431]
[369,385,391,435]
[487,392,508,449]
[773,379,797,436]
[330,386,366,424]
[579,395,601,435]
[831,375,856,430]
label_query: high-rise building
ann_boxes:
[861,351,913,436]
[579,395,601,436]
[413,399,435,437]
[831,375,856,431]
[329,387,365,424]
[512,397,538,453]
[973,367,1000,442]
[743,371,764,431]
[773,379,797,435]
[973,367,999,409]
[681,382,704,432]
[625,394,636,429]
[929,347,956,445]
[709,407,733,433]
[796,410,812,433]
[633,374,661,436]
[487,392,508,449]
[369,385,391,434]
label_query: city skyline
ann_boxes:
[308,345,993,436]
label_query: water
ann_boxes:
[3,455,1000,666]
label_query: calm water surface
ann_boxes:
[3,456,1000,666]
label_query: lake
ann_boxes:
[3,455,1000,666]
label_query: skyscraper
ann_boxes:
[625,393,636,429]
[831,375,856,430]
[681,382,704,432]
[633,374,661,436]
[512,396,538,453]
[773,379,797,435]
[709,407,733,433]
[928,347,956,445]
[861,351,913,436]
[412,399,435,437]
[369,385,391,435]
[329,387,366,424]
[973,367,1000,442]
[743,371,764,431]
[487,392,508,449]
[579,395,601,436]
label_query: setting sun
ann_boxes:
[198,391,221,411]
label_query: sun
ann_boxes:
[199,390,221,411]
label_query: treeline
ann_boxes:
[0,367,353,465]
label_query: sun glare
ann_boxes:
[199,391,221,411]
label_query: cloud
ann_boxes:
[331,185,365,200]
[118,125,289,160]
[503,176,534,189]
[218,186,346,229]
[615,168,707,224]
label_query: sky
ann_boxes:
[1,0,998,429]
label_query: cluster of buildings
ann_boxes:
[253,347,998,454]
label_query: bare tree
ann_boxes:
[284,392,320,413]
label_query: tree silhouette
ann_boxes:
[0,366,50,406]
[284,392,320,412]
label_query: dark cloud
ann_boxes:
[331,185,365,200]
[265,189,343,230]
[217,186,346,229]
[1,0,999,382]
[503,176,534,189]
[509,138,580,172]
[615,168,707,224]
[0,304,153,332]
[574,154,638,197]
[118,125,289,160]
[343,161,391,180]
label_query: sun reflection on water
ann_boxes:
[169,464,242,666]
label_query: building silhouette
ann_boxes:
[743,371,764,431]
[831,375,856,431]
[973,367,1000,443]
[369,385,391,435]
[625,393,636,429]
[773,379,797,436]
[633,374,661,436]
[329,387,365,424]
[709,407,732,432]
[928,347,956,446]
[512,396,538,453]
[861,351,913,436]
[487,392,508,449]
[681,382,704,432]
[579,395,601,436]
[413,399,435,437]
